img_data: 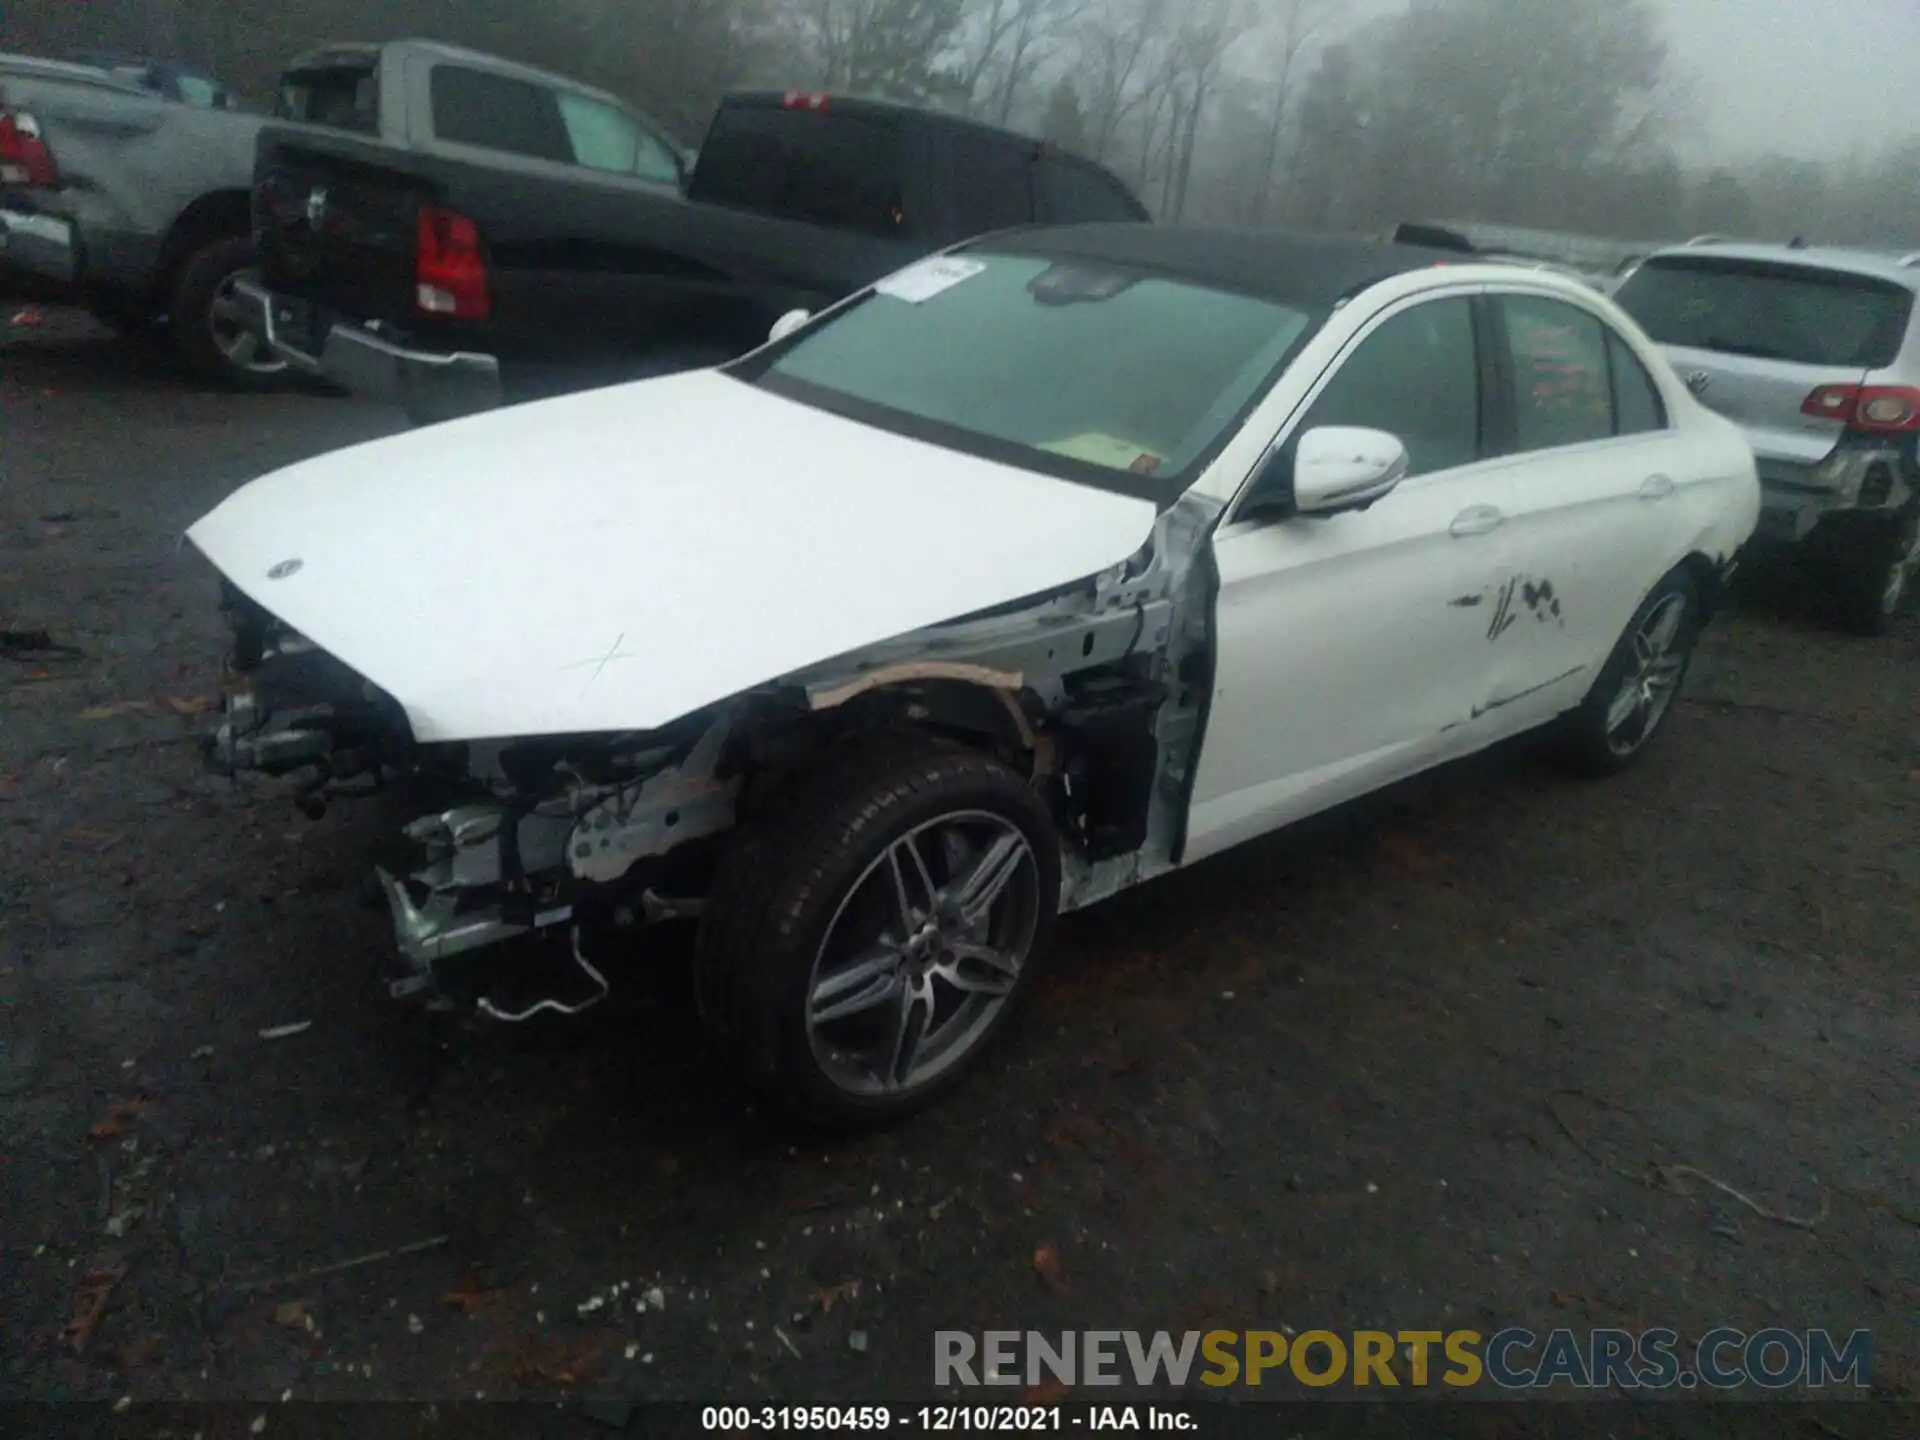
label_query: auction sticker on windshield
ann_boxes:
[874,255,987,304]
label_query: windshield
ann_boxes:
[745,250,1318,500]
[1615,256,1914,369]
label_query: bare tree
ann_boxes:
[1241,0,1338,225]
[1077,0,1169,167]
[793,0,967,101]
[1163,2,1252,221]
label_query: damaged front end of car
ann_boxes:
[199,494,1222,1022]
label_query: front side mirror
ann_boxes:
[768,308,812,344]
[1291,425,1410,514]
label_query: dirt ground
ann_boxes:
[2,312,1915,1429]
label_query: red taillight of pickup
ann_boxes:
[1801,383,1920,433]
[0,108,59,188]
[415,203,490,322]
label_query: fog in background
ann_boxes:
[7,0,1919,248]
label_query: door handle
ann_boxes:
[1639,474,1676,501]
[1449,504,1505,538]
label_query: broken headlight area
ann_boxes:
[369,722,734,1016]
[206,583,416,817]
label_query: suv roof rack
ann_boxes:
[1900,252,1920,268]
[1685,234,1727,246]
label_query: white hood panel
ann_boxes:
[187,371,1158,742]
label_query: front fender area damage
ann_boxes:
[204,495,1224,1016]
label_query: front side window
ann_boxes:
[1296,298,1480,477]
[556,92,682,184]
[748,250,1317,498]
[1614,256,1914,369]
[1501,295,1613,452]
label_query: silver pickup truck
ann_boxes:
[0,52,285,387]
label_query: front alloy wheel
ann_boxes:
[807,811,1041,1097]
[696,736,1060,1128]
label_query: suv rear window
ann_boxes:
[689,106,905,237]
[1615,256,1914,369]
[280,64,378,133]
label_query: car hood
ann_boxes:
[186,371,1158,743]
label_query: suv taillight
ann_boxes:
[0,108,59,188]
[416,203,490,321]
[1801,383,1920,433]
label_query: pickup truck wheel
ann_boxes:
[1551,568,1701,777]
[1832,503,1920,636]
[169,236,289,390]
[695,736,1059,1130]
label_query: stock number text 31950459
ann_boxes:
[701,1406,1067,1431]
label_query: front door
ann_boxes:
[1185,293,1518,865]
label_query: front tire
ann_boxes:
[696,735,1060,1129]
[1552,568,1702,777]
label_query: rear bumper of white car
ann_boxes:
[232,277,502,424]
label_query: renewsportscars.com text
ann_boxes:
[934,1327,1873,1391]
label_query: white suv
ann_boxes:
[1614,241,1920,633]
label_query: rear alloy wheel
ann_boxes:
[696,736,1059,1128]
[169,235,290,390]
[1553,569,1701,776]
[1834,503,1920,636]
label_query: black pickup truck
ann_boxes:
[236,40,1150,423]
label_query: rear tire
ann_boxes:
[167,235,289,390]
[1551,567,1702,777]
[695,734,1059,1130]
[1831,502,1920,636]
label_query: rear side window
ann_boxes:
[280,66,378,133]
[555,92,682,185]
[1035,156,1147,224]
[1499,295,1613,451]
[430,67,572,165]
[944,132,1034,235]
[690,107,905,237]
[1608,331,1667,434]
[1615,257,1915,369]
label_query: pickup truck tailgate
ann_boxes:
[255,126,426,324]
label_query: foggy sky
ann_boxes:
[1656,0,1920,159]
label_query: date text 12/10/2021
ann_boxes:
[701,1407,1193,1431]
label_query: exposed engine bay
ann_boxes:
[204,497,1222,1018]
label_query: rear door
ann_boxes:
[1477,290,1699,728]
[1612,254,1914,466]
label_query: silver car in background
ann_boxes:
[1613,241,1920,632]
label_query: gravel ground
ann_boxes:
[2,312,1915,1430]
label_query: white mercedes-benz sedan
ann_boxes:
[186,224,1759,1125]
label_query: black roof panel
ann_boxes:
[972,223,1458,307]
